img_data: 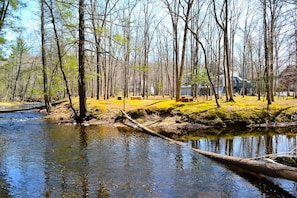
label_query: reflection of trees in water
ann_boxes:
[189,129,297,196]
[80,126,89,198]
[121,130,154,195]
[175,147,184,170]
[190,130,296,158]
[0,157,10,197]
[256,136,262,158]
[0,138,11,197]
[226,138,234,156]
[265,134,273,155]
[43,125,109,197]
[123,130,132,194]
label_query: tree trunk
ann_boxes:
[199,41,220,107]
[0,1,10,31]
[224,0,234,102]
[11,48,22,101]
[212,0,234,102]
[21,68,32,101]
[269,1,276,102]
[90,0,101,100]
[45,0,78,118]
[78,0,87,121]
[263,0,272,106]
[177,1,193,101]
[41,0,50,113]
[217,32,222,99]
[162,0,179,100]
[187,20,220,107]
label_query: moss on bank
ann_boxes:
[0,102,22,106]
[45,96,297,129]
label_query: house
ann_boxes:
[279,65,297,92]
[181,74,253,96]
[181,85,192,95]
[215,74,252,95]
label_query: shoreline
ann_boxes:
[41,98,297,136]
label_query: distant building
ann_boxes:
[181,74,253,96]
[230,75,253,95]
[279,65,297,92]
[181,85,192,95]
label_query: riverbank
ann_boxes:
[41,96,297,134]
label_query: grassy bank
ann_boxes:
[0,101,22,106]
[45,96,297,129]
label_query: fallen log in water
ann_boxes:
[0,105,44,113]
[0,100,67,113]
[121,110,297,182]
[191,147,297,182]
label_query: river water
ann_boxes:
[0,109,296,197]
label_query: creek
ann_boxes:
[0,109,296,197]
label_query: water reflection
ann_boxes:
[186,128,297,158]
[0,111,296,197]
[177,127,297,197]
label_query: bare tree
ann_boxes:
[240,2,256,97]
[162,0,193,101]
[186,1,220,107]
[189,33,220,107]
[45,0,78,118]
[212,0,235,102]
[162,0,179,100]
[90,0,117,100]
[262,0,283,105]
[263,0,272,106]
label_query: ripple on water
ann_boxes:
[0,111,296,197]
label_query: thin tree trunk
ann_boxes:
[213,0,234,102]
[269,2,275,102]
[224,0,234,102]
[41,0,50,113]
[90,0,101,100]
[187,23,220,107]
[45,0,78,118]
[263,0,272,106]
[11,51,22,101]
[199,41,220,107]
[0,1,9,31]
[217,33,222,99]
[21,64,33,101]
[162,0,178,100]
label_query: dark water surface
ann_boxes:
[0,110,296,197]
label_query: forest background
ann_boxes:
[0,0,296,122]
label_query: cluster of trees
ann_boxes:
[0,0,296,120]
